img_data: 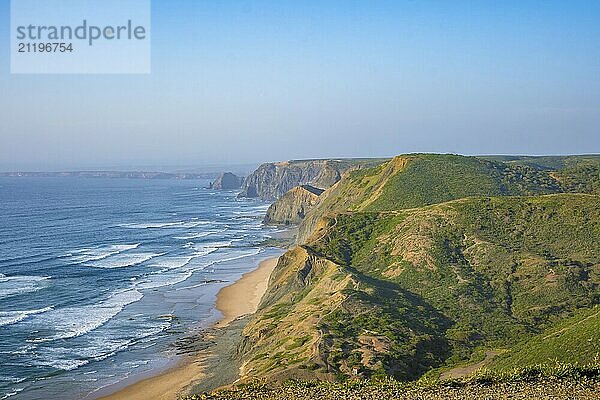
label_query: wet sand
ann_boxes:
[215,257,278,328]
[97,257,280,400]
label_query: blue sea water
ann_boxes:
[0,177,282,400]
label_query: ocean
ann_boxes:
[0,177,282,400]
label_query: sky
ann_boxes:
[0,0,599,170]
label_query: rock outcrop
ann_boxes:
[238,159,386,201]
[263,185,324,225]
[210,172,244,190]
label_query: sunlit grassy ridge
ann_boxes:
[297,154,600,242]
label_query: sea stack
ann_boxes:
[210,172,244,190]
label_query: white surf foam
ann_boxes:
[174,281,213,291]
[173,231,223,240]
[90,323,169,362]
[35,357,89,371]
[145,246,217,271]
[0,376,26,384]
[0,275,51,298]
[32,318,169,373]
[145,254,197,270]
[1,388,24,399]
[70,244,140,264]
[136,270,194,290]
[91,252,164,269]
[204,240,234,248]
[119,222,181,229]
[196,248,263,272]
[194,247,218,257]
[136,248,217,289]
[26,290,144,342]
[0,306,53,328]
[119,220,211,229]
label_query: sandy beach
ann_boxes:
[97,256,280,400]
[215,257,278,328]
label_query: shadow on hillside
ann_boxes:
[322,266,455,380]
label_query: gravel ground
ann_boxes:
[184,378,599,400]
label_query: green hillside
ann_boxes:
[363,154,562,211]
[297,154,599,242]
[306,154,559,212]
[480,154,600,171]
[180,154,600,400]
[490,306,600,370]
[483,155,600,194]
[238,194,600,382]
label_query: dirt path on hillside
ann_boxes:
[543,309,600,340]
[440,350,502,380]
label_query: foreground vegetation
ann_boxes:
[183,362,600,399]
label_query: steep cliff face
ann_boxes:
[238,159,386,201]
[263,185,324,225]
[210,172,244,190]
[238,245,352,382]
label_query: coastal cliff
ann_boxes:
[263,185,324,225]
[238,159,386,201]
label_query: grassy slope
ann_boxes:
[480,154,600,170]
[239,193,600,382]
[299,153,600,243]
[243,154,600,383]
[480,155,600,195]
[311,195,600,376]
[297,154,570,242]
[364,154,562,211]
[490,306,600,369]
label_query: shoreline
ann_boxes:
[96,256,281,400]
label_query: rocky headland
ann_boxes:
[263,185,324,225]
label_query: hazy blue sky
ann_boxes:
[1,0,599,170]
